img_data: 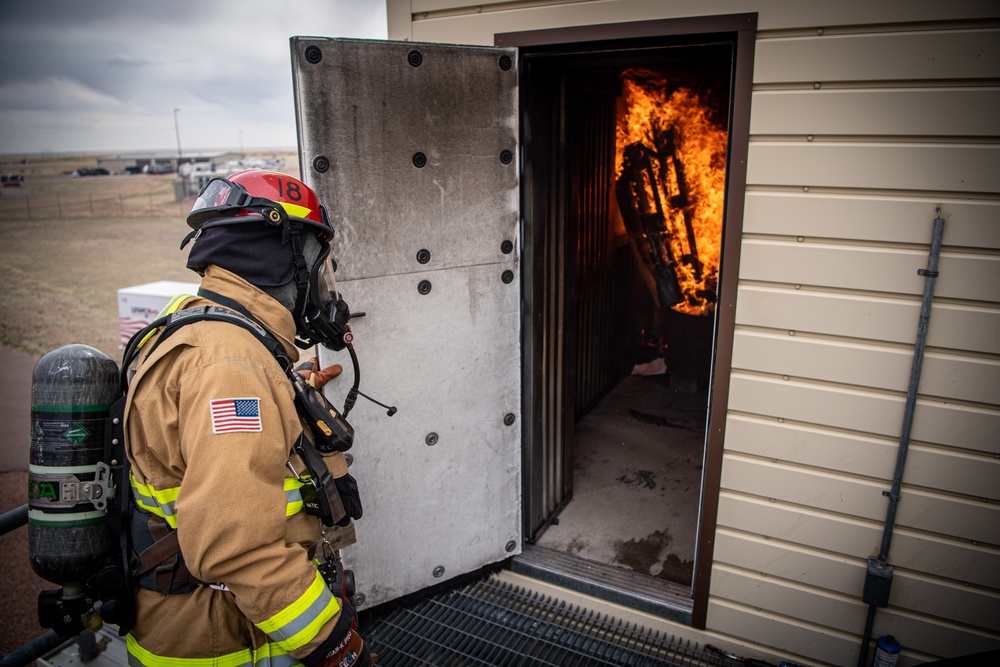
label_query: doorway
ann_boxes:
[505,15,755,626]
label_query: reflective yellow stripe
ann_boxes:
[284,477,306,517]
[252,642,302,667]
[132,475,305,526]
[127,633,253,667]
[157,293,194,318]
[136,293,195,349]
[256,570,339,652]
[130,474,180,528]
[278,202,313,220]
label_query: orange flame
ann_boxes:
[616,70,727,315]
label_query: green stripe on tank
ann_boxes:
[31,404,112,413]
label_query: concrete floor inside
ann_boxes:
[534,373,707,588]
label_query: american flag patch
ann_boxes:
[210,398,262,434]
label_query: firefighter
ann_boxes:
[123,169,373,666]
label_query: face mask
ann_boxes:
[296,240,353,351]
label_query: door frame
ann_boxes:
[498,13,757,629]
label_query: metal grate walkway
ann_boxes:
[364,577,744,667]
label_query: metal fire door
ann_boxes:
[291,38,521,609]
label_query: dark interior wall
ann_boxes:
[521,60,573,537]
[521,58,652,497]
[566,80,645,417]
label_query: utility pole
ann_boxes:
[173,108,183,170]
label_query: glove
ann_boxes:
[312,602,375,667]
[316,626,374,667]
[334,472,363,526]
[296,358,343,390]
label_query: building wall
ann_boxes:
[385,1,1000,664]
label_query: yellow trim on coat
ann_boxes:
[126,633,252,667]
[136,293,194,349]
[131,474,306,528]
[255,570,340,651]
[130,474,180,528]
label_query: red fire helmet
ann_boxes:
[187,169,332,242]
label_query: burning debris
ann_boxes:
[615,69,728,316]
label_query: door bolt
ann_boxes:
[304,45,323,64]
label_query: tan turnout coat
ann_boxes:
[123,265,353,665]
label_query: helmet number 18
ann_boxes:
[277,178,302,202]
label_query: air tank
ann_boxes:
[28,344,119,586]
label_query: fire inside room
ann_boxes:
[515,28,738,610]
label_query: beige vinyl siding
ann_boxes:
[387,1,1000,664]
[721,455,1000,546]
[749,89,1000,137]
[742,197,1000,251]
[725,416,999,500]
[735,286,1000,356]
[391,1,1000,44]
[714,529,1000,633]
[747,143,1000,193]
[732,331,1000,404]
[752,28,1000,83]
[739,238,998,298]
[723,10,1000,665]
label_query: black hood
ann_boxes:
[185,221,295,288]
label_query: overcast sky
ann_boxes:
[0,0,387,156]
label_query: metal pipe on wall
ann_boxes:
[857,209,946,667]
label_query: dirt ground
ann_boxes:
[0,153,297,656]
[0,152,298,359]
[0,184,193,361]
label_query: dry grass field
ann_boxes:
[0,151,299,360]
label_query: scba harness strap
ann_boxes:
[119,302,359,597]
[125,301,355,455]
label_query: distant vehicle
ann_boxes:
[1,174,24,187]
[123,166,142,175]
[142,163,173,174]
[72,167,110,177]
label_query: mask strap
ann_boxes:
[288,225,313,341]
[179,229,200,250]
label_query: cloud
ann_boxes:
[103,54,162,68]
[0,0,388,154]
[0,76,123,112]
